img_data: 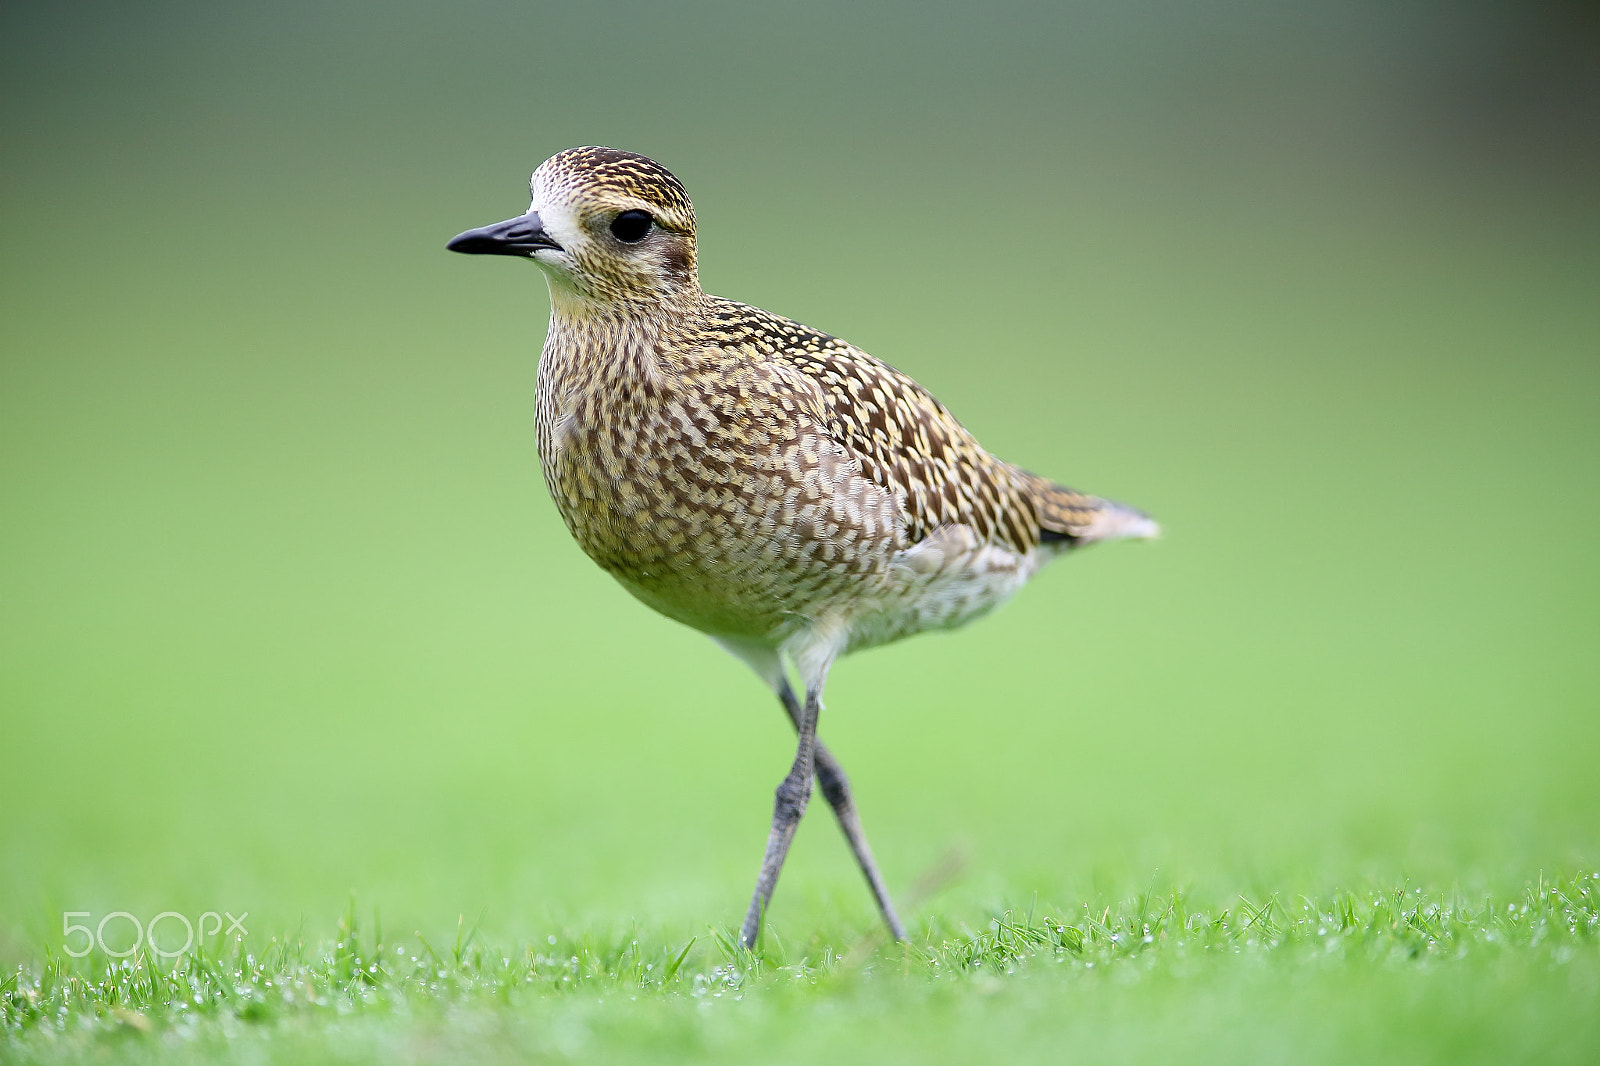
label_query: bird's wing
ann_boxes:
[701,299,1071,555]
[780,340,1044,554]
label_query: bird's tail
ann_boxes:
[1021,470,1160,549]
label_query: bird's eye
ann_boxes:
[609,209,653,243]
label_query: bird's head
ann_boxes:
[448,147,698,314]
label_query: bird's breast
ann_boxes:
[536,383,889,635]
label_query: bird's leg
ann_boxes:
[738,685,820,950]
[776,679,908,942]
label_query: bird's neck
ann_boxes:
[539,282,708,403]
[543,268,703,328]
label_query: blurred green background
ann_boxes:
[1,0,1596,958]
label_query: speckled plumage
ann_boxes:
[449,146,1156,947]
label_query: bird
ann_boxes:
[447,147,1157,949]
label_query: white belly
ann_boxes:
[841,524,1045,655]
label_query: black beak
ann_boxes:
[446,211,562,256]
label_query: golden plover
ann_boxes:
[448,147,1157,948]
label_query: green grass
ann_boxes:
[7,873,1598,1064]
